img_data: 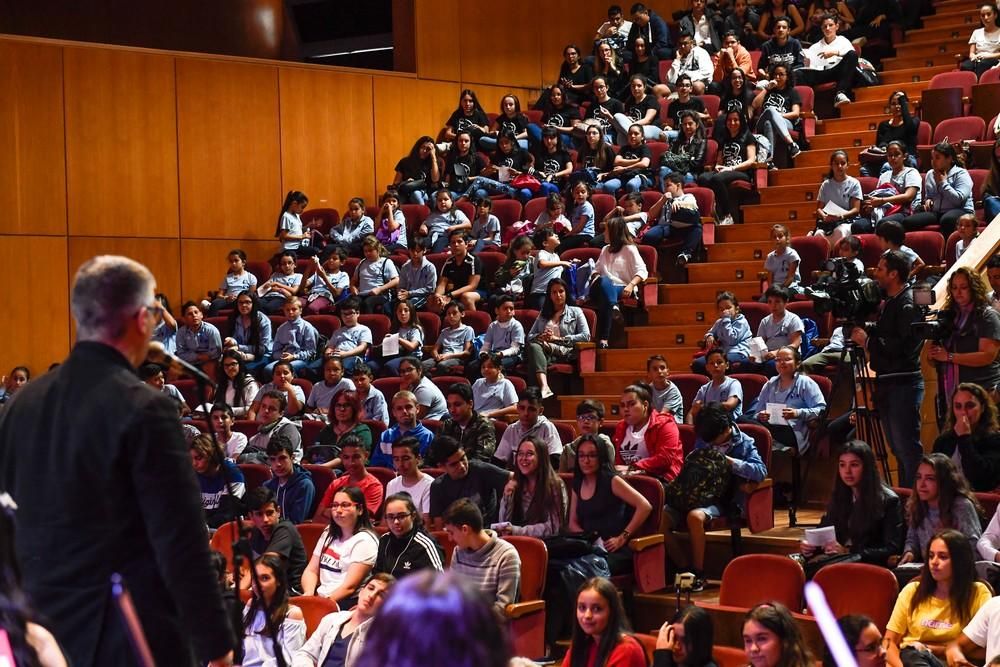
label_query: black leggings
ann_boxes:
[697,170,751,218]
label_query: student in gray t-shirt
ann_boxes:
[750,285,804,376]
[422,301,475,375]
[310,297,372,375]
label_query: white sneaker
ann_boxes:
[834,93,851,108]
[719,214,735,226]
[789,142,801,158]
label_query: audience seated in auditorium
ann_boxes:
[497,434,568,538]
[429,435,511,529]
[263,435,315,525]
[371,390,434,468]
[374,493,444,579]
[241,554,305,665]
[312,436,384,521]
[384,437,435,518]
[494,387,564,469]
[313,389,373,467]
[439,382,498,462]
[245,388,303,463]
[190,433,246,530]
[245,487,308,595]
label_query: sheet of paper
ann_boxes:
[821,201,849,216]
[766,402,789,426]
[804,525,836,547]
[382,333,400,356]
[748,337,768,362]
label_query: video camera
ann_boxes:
[804,257,882,323]
[910,283,955,344]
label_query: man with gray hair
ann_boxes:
[0,256,234,666]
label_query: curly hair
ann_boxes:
[943,266,992,312]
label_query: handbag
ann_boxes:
[512,173,542,193]
[543,534,598,560]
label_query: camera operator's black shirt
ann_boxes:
[867,287,924,376]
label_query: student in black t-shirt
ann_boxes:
[574,76,625,146]
[526,84,580,150]
[697,109,757,226]
[718,67,757,127]
[533,126,574,197]
[428,230,485,314]
[750,63,803,160]
[576,124,618,186]
[245,487,308,595]
[612,75,663,146]
[439,89,490,147]
[479,94,530,151]
[628,35,670,98]
[443,130,486,200]
[756,17,804,82]
[593,40,628,101]
[558,44,595,104]
[393,135,439,206]
[461,130,536,204]
[428,435,512,530]
[596,124,652,195]
[663,74,708,142]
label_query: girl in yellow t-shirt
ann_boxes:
[885,529,991,667]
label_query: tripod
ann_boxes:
[834,339,894,486]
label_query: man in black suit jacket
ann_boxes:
[0,255,234,666]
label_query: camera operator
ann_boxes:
[849,250,925,487]
[925,267,1000,402]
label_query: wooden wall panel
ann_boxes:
[373,78,460,194]
[68,238,182,317]
[0,40,66,235]
[458,0,542,89]
[279,68,376,208]
[176,58,281,240]
[64,47,179,237]
[180,239,279,304]
[0,237,70,375]
[413,0,461,82]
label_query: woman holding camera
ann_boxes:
[926,267,1000,404]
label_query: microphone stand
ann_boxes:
[188,363,288,667]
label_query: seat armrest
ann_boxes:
[506,600,545,619]
[629,533,664,551]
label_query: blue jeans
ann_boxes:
[692,350,748,375]
[641,223,702,256]
[612,113,663,145]
[479,136,530,151]
[588,276,625,341]
[526,124,575,149]
[396,180,429,205]
[464,177,532,203]
[755,108,794,147]
[658,166,696,189]
[875,373,924,488]
[472,238,502,253]
[598,174,650,194]
[537,181,561,197]
[986,195,1000,223]
[264,358,311,378]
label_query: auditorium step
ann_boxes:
[757,184,821,205]
[714,220,814,243]
[809,130,875,151]
[769,164,845,186]
[597,347,703,372]
[705,240,772,262]
[904,25,979,44]
[893,37,967,59]
[817,114,886,134]
[854,81,928,103]
[626,321,746,348]
[658,281,758,304]
[742,200,823,225]
[645,303,719,326]
[792,145,864,168]
[684,260,765,286]
[922,8,980,30]
[881,53,963,70]
[878,64,957,85]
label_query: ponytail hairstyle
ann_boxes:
[275,190,308,237]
